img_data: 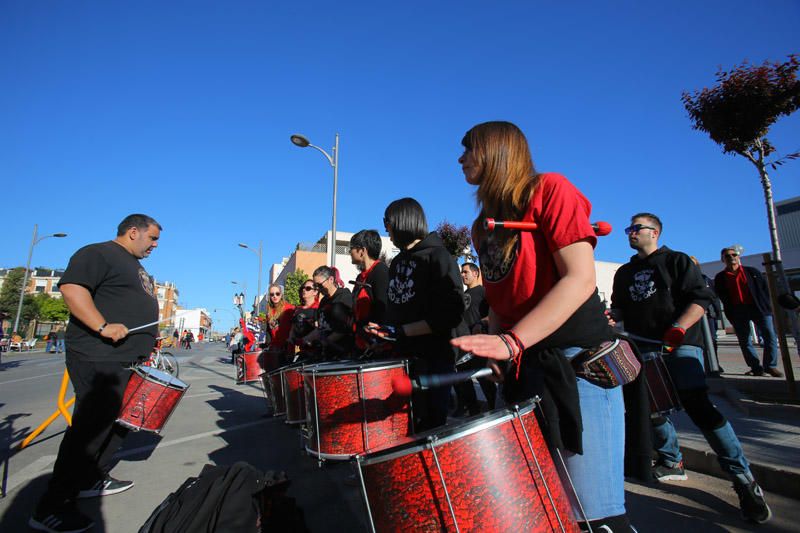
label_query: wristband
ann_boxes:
[98,322,109,333]
[497,334,516,361]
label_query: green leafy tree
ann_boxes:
[36,293,70,322]
[435,221,476,261]
[284,269,309,306]
[0,267,38,330]
[683,54,800,348]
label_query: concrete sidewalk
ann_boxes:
[673,334,800,499]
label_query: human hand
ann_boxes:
[663,324,686,348]
[101,323,128,342]
[486,360,505,383]
[451,334,513,361]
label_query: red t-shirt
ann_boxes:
[268,303,295,348]
[477,173,597,330]
[724,267,753,306]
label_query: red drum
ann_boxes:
[355,399,579,533]
[235,351,263,384]
[117,366,189,433]
[303,360,412,461]
[642,352,681,415]
[282,363,306,425]
[263,367,287,416]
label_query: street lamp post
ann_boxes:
[290,133,339,268]
[238,241,262,313]
[13,224,67,334]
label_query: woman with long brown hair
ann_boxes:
[451,121,631,531]
[264,283,294,364]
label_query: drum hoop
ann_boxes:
[301,360,406,377]
[135,365,188,390]
[357,400,538,466]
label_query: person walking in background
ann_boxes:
[611,214,771,524]
[55,326,66,354]
[714,245,782,377]
[45,332,55,353]
[30,213,162,533]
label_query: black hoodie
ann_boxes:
[612,246,712,348]
[386,232,465,362]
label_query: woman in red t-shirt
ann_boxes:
[265,283,294,358]
[451,121,631,532]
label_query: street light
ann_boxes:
[238,241,262,313]
[290,132,340,268]
[13,224,67,334]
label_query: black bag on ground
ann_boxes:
[139,462,308,533]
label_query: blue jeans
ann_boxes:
[561,347,626,521]
[727,306,778,371]
[56,339,65,353]
[641,343,752,482]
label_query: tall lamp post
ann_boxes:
[290,133,339,268]
[238,241,262,314]
[13,224,67,334]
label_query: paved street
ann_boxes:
[1,342,798,532]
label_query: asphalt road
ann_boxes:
[1,344,797,532]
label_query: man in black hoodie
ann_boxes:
[610,213,771,525]
[372,198,464,431]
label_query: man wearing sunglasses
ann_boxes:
[713,246,781,378]
[611,213,771,524]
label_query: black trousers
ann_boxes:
[40,358,132,508]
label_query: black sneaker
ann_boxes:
[734,480,772,524]
[77,476,134,498]
[29,507,94,532]
[653,460,688,481]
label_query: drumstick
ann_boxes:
[391,368,493,396]
[128,310,194,333]
[484,218,612,236]
[618,331,674,353]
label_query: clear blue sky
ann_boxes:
[3,1,799,331]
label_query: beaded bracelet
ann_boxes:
[497,333,516,361]
[505,330,526,356]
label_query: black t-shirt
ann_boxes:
[60,241,159,362]
[462,285,488,330]
[291,305,318,340]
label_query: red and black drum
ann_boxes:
[303,359,412,461]
[282,363,306,425]
[263,366,287,416]
[355,399,579,533]
[642,351,681,416]
[235,351,264,384]
[117,366,189,433]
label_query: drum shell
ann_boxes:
[117,367,188,433]
[643,354,681,415]
[283,365,306,424]
[236,351,264,384]
[357,401,578,533]
[303,360,411,459]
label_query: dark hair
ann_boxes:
[461,262,480,276]
[630,212,662,233]
[384,197,428,248]
[313,265,343,287]
[350,230,382,260]
[117,214,162,236]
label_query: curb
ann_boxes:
[680,444,800,500]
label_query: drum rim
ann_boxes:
[266,362,306,376]
[134,365,188,389]
[301,359,406,376]
[356,399,539,466]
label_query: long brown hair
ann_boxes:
[462,121,539,261]
[267,283,287,320]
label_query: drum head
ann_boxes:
[136,365,188,389]
[301,359,406,376]
[357,398,539,465]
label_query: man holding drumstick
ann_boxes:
[31,214,161,533]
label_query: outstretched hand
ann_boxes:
[450,334,510,361]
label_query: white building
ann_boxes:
[172,308,212,340]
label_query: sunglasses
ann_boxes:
[302,286,316,292]
[315,277,329,290]
[724,253,739,258]
[624,224,656,235]
[269,292,281,297]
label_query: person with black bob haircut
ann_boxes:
[369,197,464,431]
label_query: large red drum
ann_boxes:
[263,366,287,416]
[117,366,189,433]
[235,351,263,384]
[642,352,681,415]
[303,360,411,461]
[282,363,306,424]
[355,399,579,533]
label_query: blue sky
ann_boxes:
[3,1,799,331]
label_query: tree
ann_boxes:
[682,54,800,349]
[284,269,309,306]
[435,221,476,261]
[0,267,38,330]
[36,293,70,322]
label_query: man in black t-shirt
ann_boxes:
[31,214,162,533]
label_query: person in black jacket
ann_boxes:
[713,246,781,377]
[309,265,353,360]
[369,198,464,431]
[611,214,771,525]
[349,229,389,353]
